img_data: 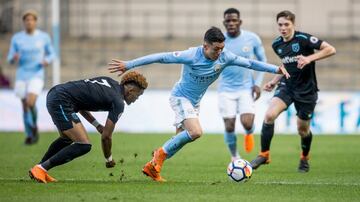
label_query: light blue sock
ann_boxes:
[25,110,34,128]
[163,130,193,159]
[23,112,32,137]
[224,131,239,157]
[245,124,255,135]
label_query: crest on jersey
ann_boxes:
[242,46,250,52]
[214,64,221,72]
[277,48,282,54]
[310,36,319,44]
[292,43,300,53]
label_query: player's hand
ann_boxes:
[296,55,311,69]
[12,53,20,63]
[277,65,290,79]
[96,124,104,134]
[108,59,128,76]
[42,60,49,67]
[105,159,116,168]
[252,85,261,101]
[263,81,277,92]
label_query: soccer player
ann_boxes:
[250,10,336,172]
[29,72,148,183]
[7,10,56,144]
[108,27,290,182]
[218,8,267,159]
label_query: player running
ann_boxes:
[108,27,290,182]
[218,8,267,159]
[7,10,56,144]
[29,72,148,183]
[250,10,336,172]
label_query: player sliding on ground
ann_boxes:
[108,27,290,182]
[250,10,336,172]
[29,72,148,183]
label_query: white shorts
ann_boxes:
[218,89,255,118]
[169,96,200,129]
[14,78,44,99]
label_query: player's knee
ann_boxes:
[297,126,310,137]
[188,128,203,139]
[242,121,253,131]
[264,112,277,123]
[225,125,235,133]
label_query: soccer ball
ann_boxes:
[227,159,253,182]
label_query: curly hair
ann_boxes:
[120,71,148,89]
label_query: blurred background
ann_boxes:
[0,0,359,134]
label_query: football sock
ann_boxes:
[162,130,193,159]
[245,124,255,135]
[23,112,32,138]
[224,131,239,157]
[40,137,73,163]
[30,106,38,125]
[41,143,91,171]
[25,110,34,128]
[260,122,274,152]
[301,131,313,157]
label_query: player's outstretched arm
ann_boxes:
[108,50,193,76]
[263,75,283,92]
[102,118,116,168]
[296,41,336,69]
[79,110,104,134]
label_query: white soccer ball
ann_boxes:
[227,159,253,182]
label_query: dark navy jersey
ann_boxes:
[272,31,323,102]
[55,76,125,124]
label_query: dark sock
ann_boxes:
[40,137,73,163]
[41,143,91,171]
[301,132,313,157]
[260,122,274,152]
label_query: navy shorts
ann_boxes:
[46,87,81,131]
[274,87,317,120]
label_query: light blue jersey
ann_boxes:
[7,29,56,81]
[125,46,278,106]
[218,30,267,92]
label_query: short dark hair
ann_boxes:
[276,10,295,23]
[204,27,225,44]
[121,71,148,89]
[224,8,240,18]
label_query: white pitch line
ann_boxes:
[0,178,359,186]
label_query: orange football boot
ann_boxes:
[45,173,57,183]
[29,165,47,183]
[142,148,167,182]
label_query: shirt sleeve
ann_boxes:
[125,49,194,69]
[7,36,18,64]
[227,50,278,73]
[253,35,267,86]
[303,33,323,50]
[44,34,56,64]
[107,100,124,124]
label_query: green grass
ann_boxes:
[0,132,359,202]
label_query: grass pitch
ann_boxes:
[0,132,359,202]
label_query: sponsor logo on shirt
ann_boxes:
[281,55,301,64]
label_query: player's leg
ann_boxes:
[218,92,239,160]
[251,97,288,169]
[14,80,33,144]
[26,78,44,143]
[295,101,316,172]
[143,96,199,182]
[39,130,73,164]
[238,89,256,153]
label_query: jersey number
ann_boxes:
[84,79,111,88]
